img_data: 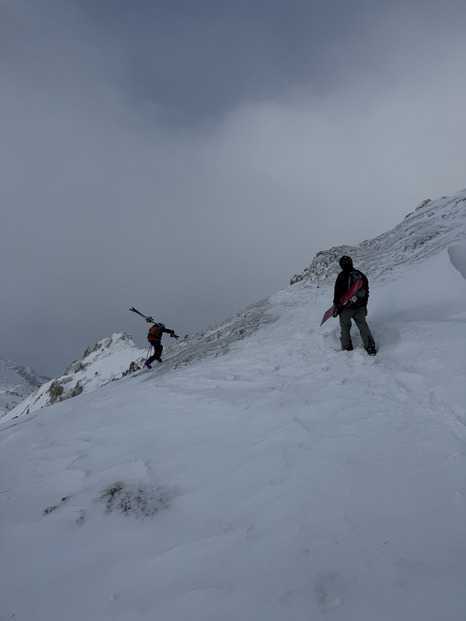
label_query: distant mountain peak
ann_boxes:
[3,333,143,421]
[0,360,50,417]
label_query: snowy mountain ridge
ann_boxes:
[4,189,466,423]
[4,298,278,421]
[291,187,466,285]
[1,189,465,621]
[2,333,144,420]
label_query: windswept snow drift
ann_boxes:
[448,242,466,278]
[1,190,465,621]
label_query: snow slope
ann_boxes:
[1,190,465,621]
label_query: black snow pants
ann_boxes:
[147,341,163,363]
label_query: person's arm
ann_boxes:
[333,273,345,306]
[162,327,179,339]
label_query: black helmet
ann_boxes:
[339,256,353,270]
[159,322,165,328]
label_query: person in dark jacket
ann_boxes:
[145,322,179,368]
[333,256,376,355]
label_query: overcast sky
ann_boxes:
[2,0,466,376]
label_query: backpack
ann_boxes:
[148,324,163,341]
[348,270,366,299]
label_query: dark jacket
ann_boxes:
[333,268,369,309]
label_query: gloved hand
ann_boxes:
[170,333,180,339]
[332,306,339,318]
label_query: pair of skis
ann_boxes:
[129,307,157,324]
[320,279,362,326]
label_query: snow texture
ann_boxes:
[1,189,465,621]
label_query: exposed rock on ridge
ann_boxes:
[290,189,466,285]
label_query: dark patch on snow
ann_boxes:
[97,481,173,519]
[43,496,69,515]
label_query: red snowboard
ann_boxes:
[320,279,362,326]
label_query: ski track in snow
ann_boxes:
[1,199,466,620]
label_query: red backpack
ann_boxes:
[147,324,162,341]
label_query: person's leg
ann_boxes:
[353,308,375,350]
[147,342,163,364]
[146,350,156,365]
[339,309,353,350]
[154,343,163,361]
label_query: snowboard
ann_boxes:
[320,279,362,326]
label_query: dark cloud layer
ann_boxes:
[1,0,466,375]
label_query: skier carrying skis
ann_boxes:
[145,322,179,368]
[332,256,376,355]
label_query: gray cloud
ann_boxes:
[1,0,466,375]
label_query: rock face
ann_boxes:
[0,360,49,417]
